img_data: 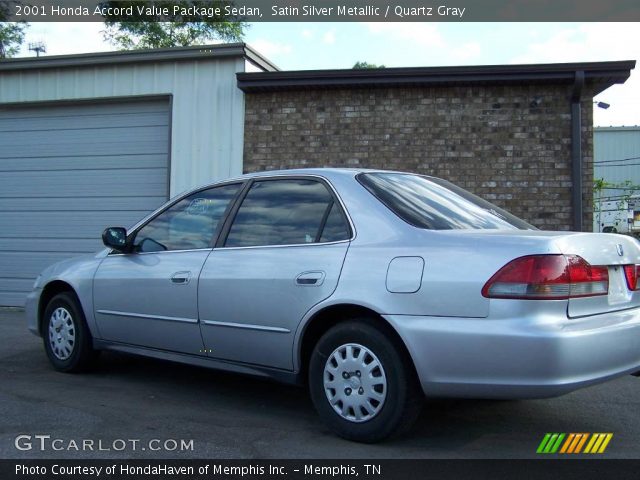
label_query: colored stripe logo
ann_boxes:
[537,433,613,454]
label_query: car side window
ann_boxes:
[134,183,241,253]
[320,202,350,243]
[225,179,350,248]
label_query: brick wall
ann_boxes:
[243,84,594,231]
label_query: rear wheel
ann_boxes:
[309,319,422,442]
[43,292,99,372]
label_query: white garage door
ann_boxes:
[0,98,170,306]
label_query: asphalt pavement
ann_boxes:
[1,308,639,459]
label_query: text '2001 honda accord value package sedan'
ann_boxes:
[26,168,640,442]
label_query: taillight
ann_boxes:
[623,265,640,291]
[482,254,609,300]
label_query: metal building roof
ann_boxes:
[0,43,279,72]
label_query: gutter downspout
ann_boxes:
[571,70,585,231]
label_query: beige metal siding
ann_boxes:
[594,127,640,190]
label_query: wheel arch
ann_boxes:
[296,303,418,383]
[38,280,79,336]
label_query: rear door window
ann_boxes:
[225,178,350,247]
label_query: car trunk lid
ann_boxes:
[553,233,640,318]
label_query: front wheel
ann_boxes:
[43,292,99,372]
[309,319,422,442]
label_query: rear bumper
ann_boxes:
[384,307,640,399]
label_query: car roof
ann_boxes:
[225,167,416,182]
[230,167,361,181]
[179,167,433,199]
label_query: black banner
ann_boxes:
[2,0,640,22]
[4,460,640,480]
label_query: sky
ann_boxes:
[17,22,640,127]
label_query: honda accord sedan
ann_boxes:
[26,168,640,442]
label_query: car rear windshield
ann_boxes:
[357,172,535,230]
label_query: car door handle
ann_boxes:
[170,271,191,285]
[295,271,325,286]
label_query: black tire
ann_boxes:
[309,318,423,443]
[42,292,99,373]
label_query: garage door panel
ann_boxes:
[0,278,42,294]
[0,154,168,172]
[0,292,29,307]
[0,196,165,211]
[0,112,168,133]
[0,252,85,278]
[0,169,167,197]
[0,101,168,119]
[0,142,165,159]
[0,237,106,253]
[0,211,152,237]
[0,98,170,306]
[0,126,169,158]
[1,125,168,147]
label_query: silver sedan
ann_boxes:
[26,168,640,442]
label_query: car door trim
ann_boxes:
[96,309,198,324]
[109,248,213,257]
[201,319,291,334]
[210,239,351,251]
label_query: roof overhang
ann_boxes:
[237,60,635,96]
[0,43,279,72]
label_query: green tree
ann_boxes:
[100,1,245,49]
[353,61,385,69]
[0,1,28,58]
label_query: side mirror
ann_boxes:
[102,227,128,252]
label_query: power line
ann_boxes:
[594,155,640,165]
[595,159,640,165]
[596,163,640,168]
